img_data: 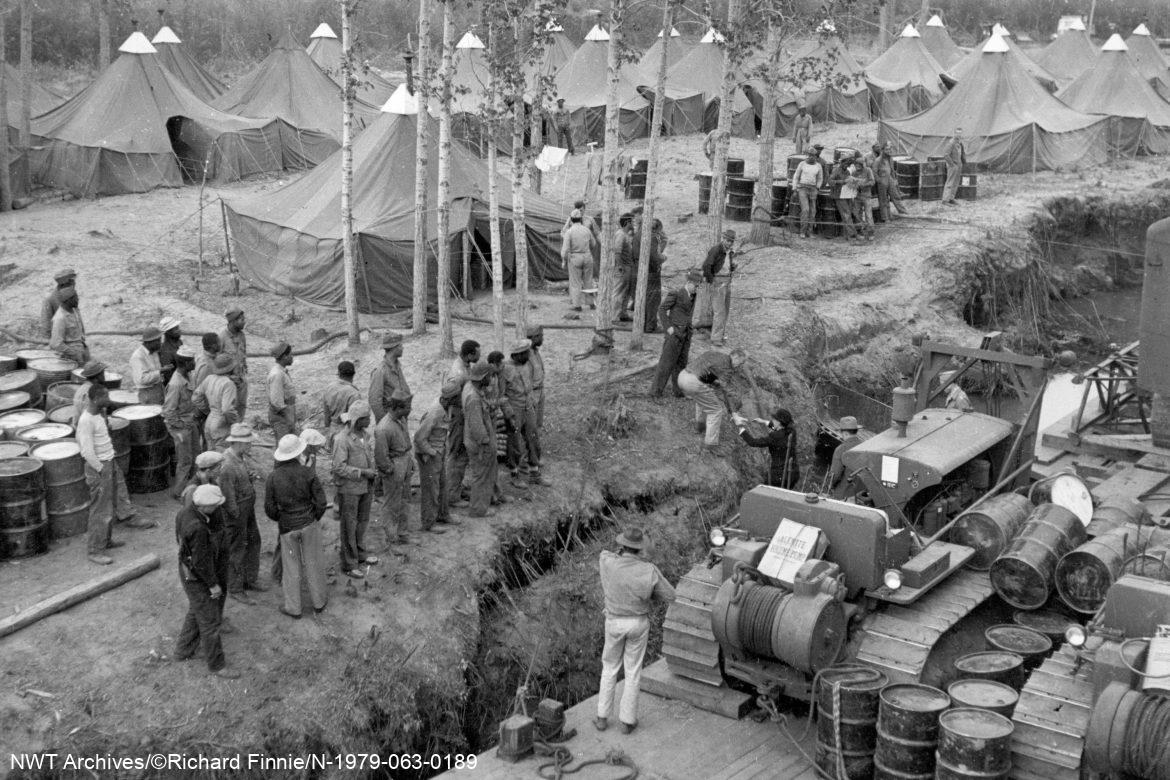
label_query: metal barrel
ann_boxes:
[1030,473,1092,526]
[14,422,74,446]
[984,625,1052,670]
[1011,609,1075,644]
[946,679,1018,718]
[0,408,47,440]
[934,708,1013,779]
[949,493,1033,571]
[1123,545,1170,580]
[893,157,919,198]
[873,683,950,779]
[1055,526,1147,614]
[769,182,790,226]
[816,189,840,237]
[112,405,171,494]
[990,503,1087,610]
[697,173,712,214]
[108,416,132,478]
[28,439,90,539]
[27,358,78,404]
[0,390,31,413]
[71,367,123,390]
[0,441,30,459]
[0,354,17,374]
[815,738,874,780]
[1089,498,1148,533]
[918,160,946,201]
[14,349,57,368]
[952,651,1025,690]
[45,381,84,413]
[0,369,42,409]
[815,668,888,752]
[726,157,745,176]
[0,457,48,559]
[106,390,140,411]
[46,405,74,425]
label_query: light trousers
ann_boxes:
[678,370,725,446]
[567,253,593,308]
[597,615,650,726]
[710,278,731,344]
[280,521,327,615]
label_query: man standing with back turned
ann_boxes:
[650,269,702,398]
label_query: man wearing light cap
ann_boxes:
[416,382,461,532]
[333,402,378,575]
[321,360,361,447]
[369,332,411,423]
[220,423,264,600]
[193,354,239,451]
[561,209,597,315]
[526,326,547,429]
[181,450,225,507]
[828,415,871,500]
[130,326,166,405]
[267,341,298,440]
[157,316,184,381]
[163,344,199,500]
[462,363,497,517]
[701,230,737,347]
[174,484,239,679]
[265,433,329,618]
[502,339,551,487]
[218,308,249,420]
[41,268,78,338]
[374,389,415,544]
[49,286,89,365]
[72,360,107,425]
[651,269,701,397]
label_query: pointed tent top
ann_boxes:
[926,14,945,28]
[382,83,418,115]
[991,22,1011,37]
[456,31,486,49]
[983,34,1010,53]
[1102,33,1129,51]
[118,31,157,54]
[900,23,920,38]
[1133,23,1151,36]
[817,19,837,34]
[657,27,681,38]
[274,31,301,50]
[584,25,609,42]
[700,28,725,44]
[151,26,181,44]
[310,23,337,39]
[1065,17,1086,31]
[545,20,564,32]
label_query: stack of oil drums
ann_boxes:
[0,457,47,559]
[919,157,947,201]
[112,405,171,494]
[814,667,887,779]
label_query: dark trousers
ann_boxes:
[651,331,691,397]
[643,278,662,333]
[836,198,856,238]
[467,444,497,516]
[611,265,634,321]
[418,452,448,529]
[175,578,225,672]
[338,491,372,570]
[227,502,260,592]
[446,419,468,503]
[556,125,574,154]
[506,405,542,474]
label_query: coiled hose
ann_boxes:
[1122,693,1170,780]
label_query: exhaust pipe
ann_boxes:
[1139,218,1170,448]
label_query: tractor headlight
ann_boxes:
[709,528,727,548]
[1065,624,1087,648]
[883,569,903,591]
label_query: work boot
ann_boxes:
[211,668,241,680]
[88,553,113,566]
[229,591,255,605]
[529,471,552,487]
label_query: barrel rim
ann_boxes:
[953,650,1024,673]
[28,439,82,459]
[0,455,44,476]
[946,678,1019,706]
[112,404,164,420]
[938,706,1014,738]
[985,623,1052,655]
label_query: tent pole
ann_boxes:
[462,230,471,298]
[220,199,239,296]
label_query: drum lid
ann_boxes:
[108,390,139,405]
[108,416,129,431]
[47,406,74,423]
[18,423,74,441]
[0,456,41,476]
[15,349,57,361]
[1049,475,1093,526]
[0,441,29,458]
[0,390,30,410]
[113,404,163,420]
[30,440,80,459]
[28,357,78,372]
[0,370,38,391]
[0,409,46,428]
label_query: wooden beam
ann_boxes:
[0,555,160,639]
[919,341,1052,370]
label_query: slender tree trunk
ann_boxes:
[97,0,110,68]
[0,8,12,212]
[436,0,455,358]
[412,0,431,335]
[749,16,781,245]
[487,23,505,349]
[1087,0,1097,31]
[919,0,930,24]
[878,1,891,50]
[594,0,625,333]
[708,0,743,245]
[340,0,359,344]
[511,106,529,335]
[631,0,677,352]
[18,0,29,185]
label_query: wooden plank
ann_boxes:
[1091,465,1168,505]
[1136,452,1170,473]
[1021,670,1094,701]
[640,659,751,718]
[1012,694,1092,733]
[682,566,725,586]
[1010,752,1081,780]
[664,646,720,670]
[1010,723,1083,767]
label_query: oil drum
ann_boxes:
[27,358,78,401]
[0,408,47,440]
[107,389,140,411]
[0,390,31,413]
[1012,609,1075,644]
[14,348,57,368]
[917,160,946,201]
[984,625,1051,670]
[697,173,712,214]
[1124,545,1170,580]
[108,416,132,479]
[816,189,840,237]
[14,422,75,446]
[815,667,887,754]
[0,370,42,409]
[770,182,790,226]
[0,441,30,459]
[815,737,873,780]
[946,680,1018,718]
[1090,498,1148,533]
[873,683,950,779]
[990,503,1087,610]
[952,651,1025,690]
[45,382,84,413]
[934,708,1013,779]
[0,354,17,374]
[893,157,919,198]
[949,493,1033,571]
[112,405,171,493]
[71,367,123,390]
[726,157,745,176]
[28,439,89,539]
[0,456,48,559]
[1056,526,1147,614]
[46,405,74,425]
[1030,473,1092,526]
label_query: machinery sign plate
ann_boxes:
[880,455,899,488]
[758,519,826,586]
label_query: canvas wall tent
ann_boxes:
[1056,34,1170,157]
[638,27,690,75]
[4,63,62,197]
[921,14,964,68]
[224,86,567,314]
[442,31,507,157]
[306,22,398,107]
[786,32,870,124]
[664,29,756,137]
[30,33,285,197]
[879,35,1108,173]
[212,31,380,170]
[525,22,576,91]
[151,25,225,102]
[865,24,946,119]
[1125,24,1170,93]
[1029,20,1097,85]
[944,28,1060,92]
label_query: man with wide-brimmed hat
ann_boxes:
[701,229,737,347]
[218,308,249,419]
[650,269,702,397]
[174,484,239,679]
[415,381,461,533]
[333,402,379,576]
[267,341,298,440]
[827,415,870,499]
[219,423,264,601]
[71,359,107,425]
[265,433,328,618]
[163,344,199,500]
[48,286,89,365]
[193,354,239,451]
[502,339,551,487]
[369,332,411,423]
[595,526,676,735]
[41,267,78,338]
[157,316,184,382]
[321,360,361,448]
[130,326,166,405]
[374,389,415,544]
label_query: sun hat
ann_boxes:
[195,451,224,469]
[839,415,860,431]
[273,433,307,461]
[212,354,235,375]
[342,401,370,424]
[192,484,225,508]
[159,316,181,333]
[299,428,327,447]
[509,338,532,355]
[270,341,292,359]
[141,326,162,342]
[225,423,256,443]
[78,360,106,379]
[616,527,646,550]
[469,363,492,381]
[381,332,403,349]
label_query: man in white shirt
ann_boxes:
[129,326,165,405]
[790,149,825,239]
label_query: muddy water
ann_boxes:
[1059,284,1142,346]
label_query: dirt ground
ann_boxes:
[2,123,1169,769]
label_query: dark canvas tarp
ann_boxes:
[665,31,756,138]
[1030,27,1097,85]
[30,33,286,197]
[879,35,1108,173]
[306,22,397,106]
[554,26,653,144]
[151,26,225,102]
[1126,25,1170,93]
[866,25,946,119]
[945,33,1060,92]
[212,31,380,170]
[4,62,61,198]
[1056,35,1170,157]
[787,34,870,124]
[225,94,567,314]
[921,15,965,68]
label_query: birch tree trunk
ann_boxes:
[487,24,505,349]
[511,18,529,339]
[594,0,625,333]
[436,0,455,357]
[919,0,930,23]
[0,8,11,212]
[631,0,677,352]
[18,0,30,184]
[878,1,891,51]
[708,0,744,245]
[749,17,781,245]
[340,0,359,344]
[412,0,432,335]
[97,0,110,68]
